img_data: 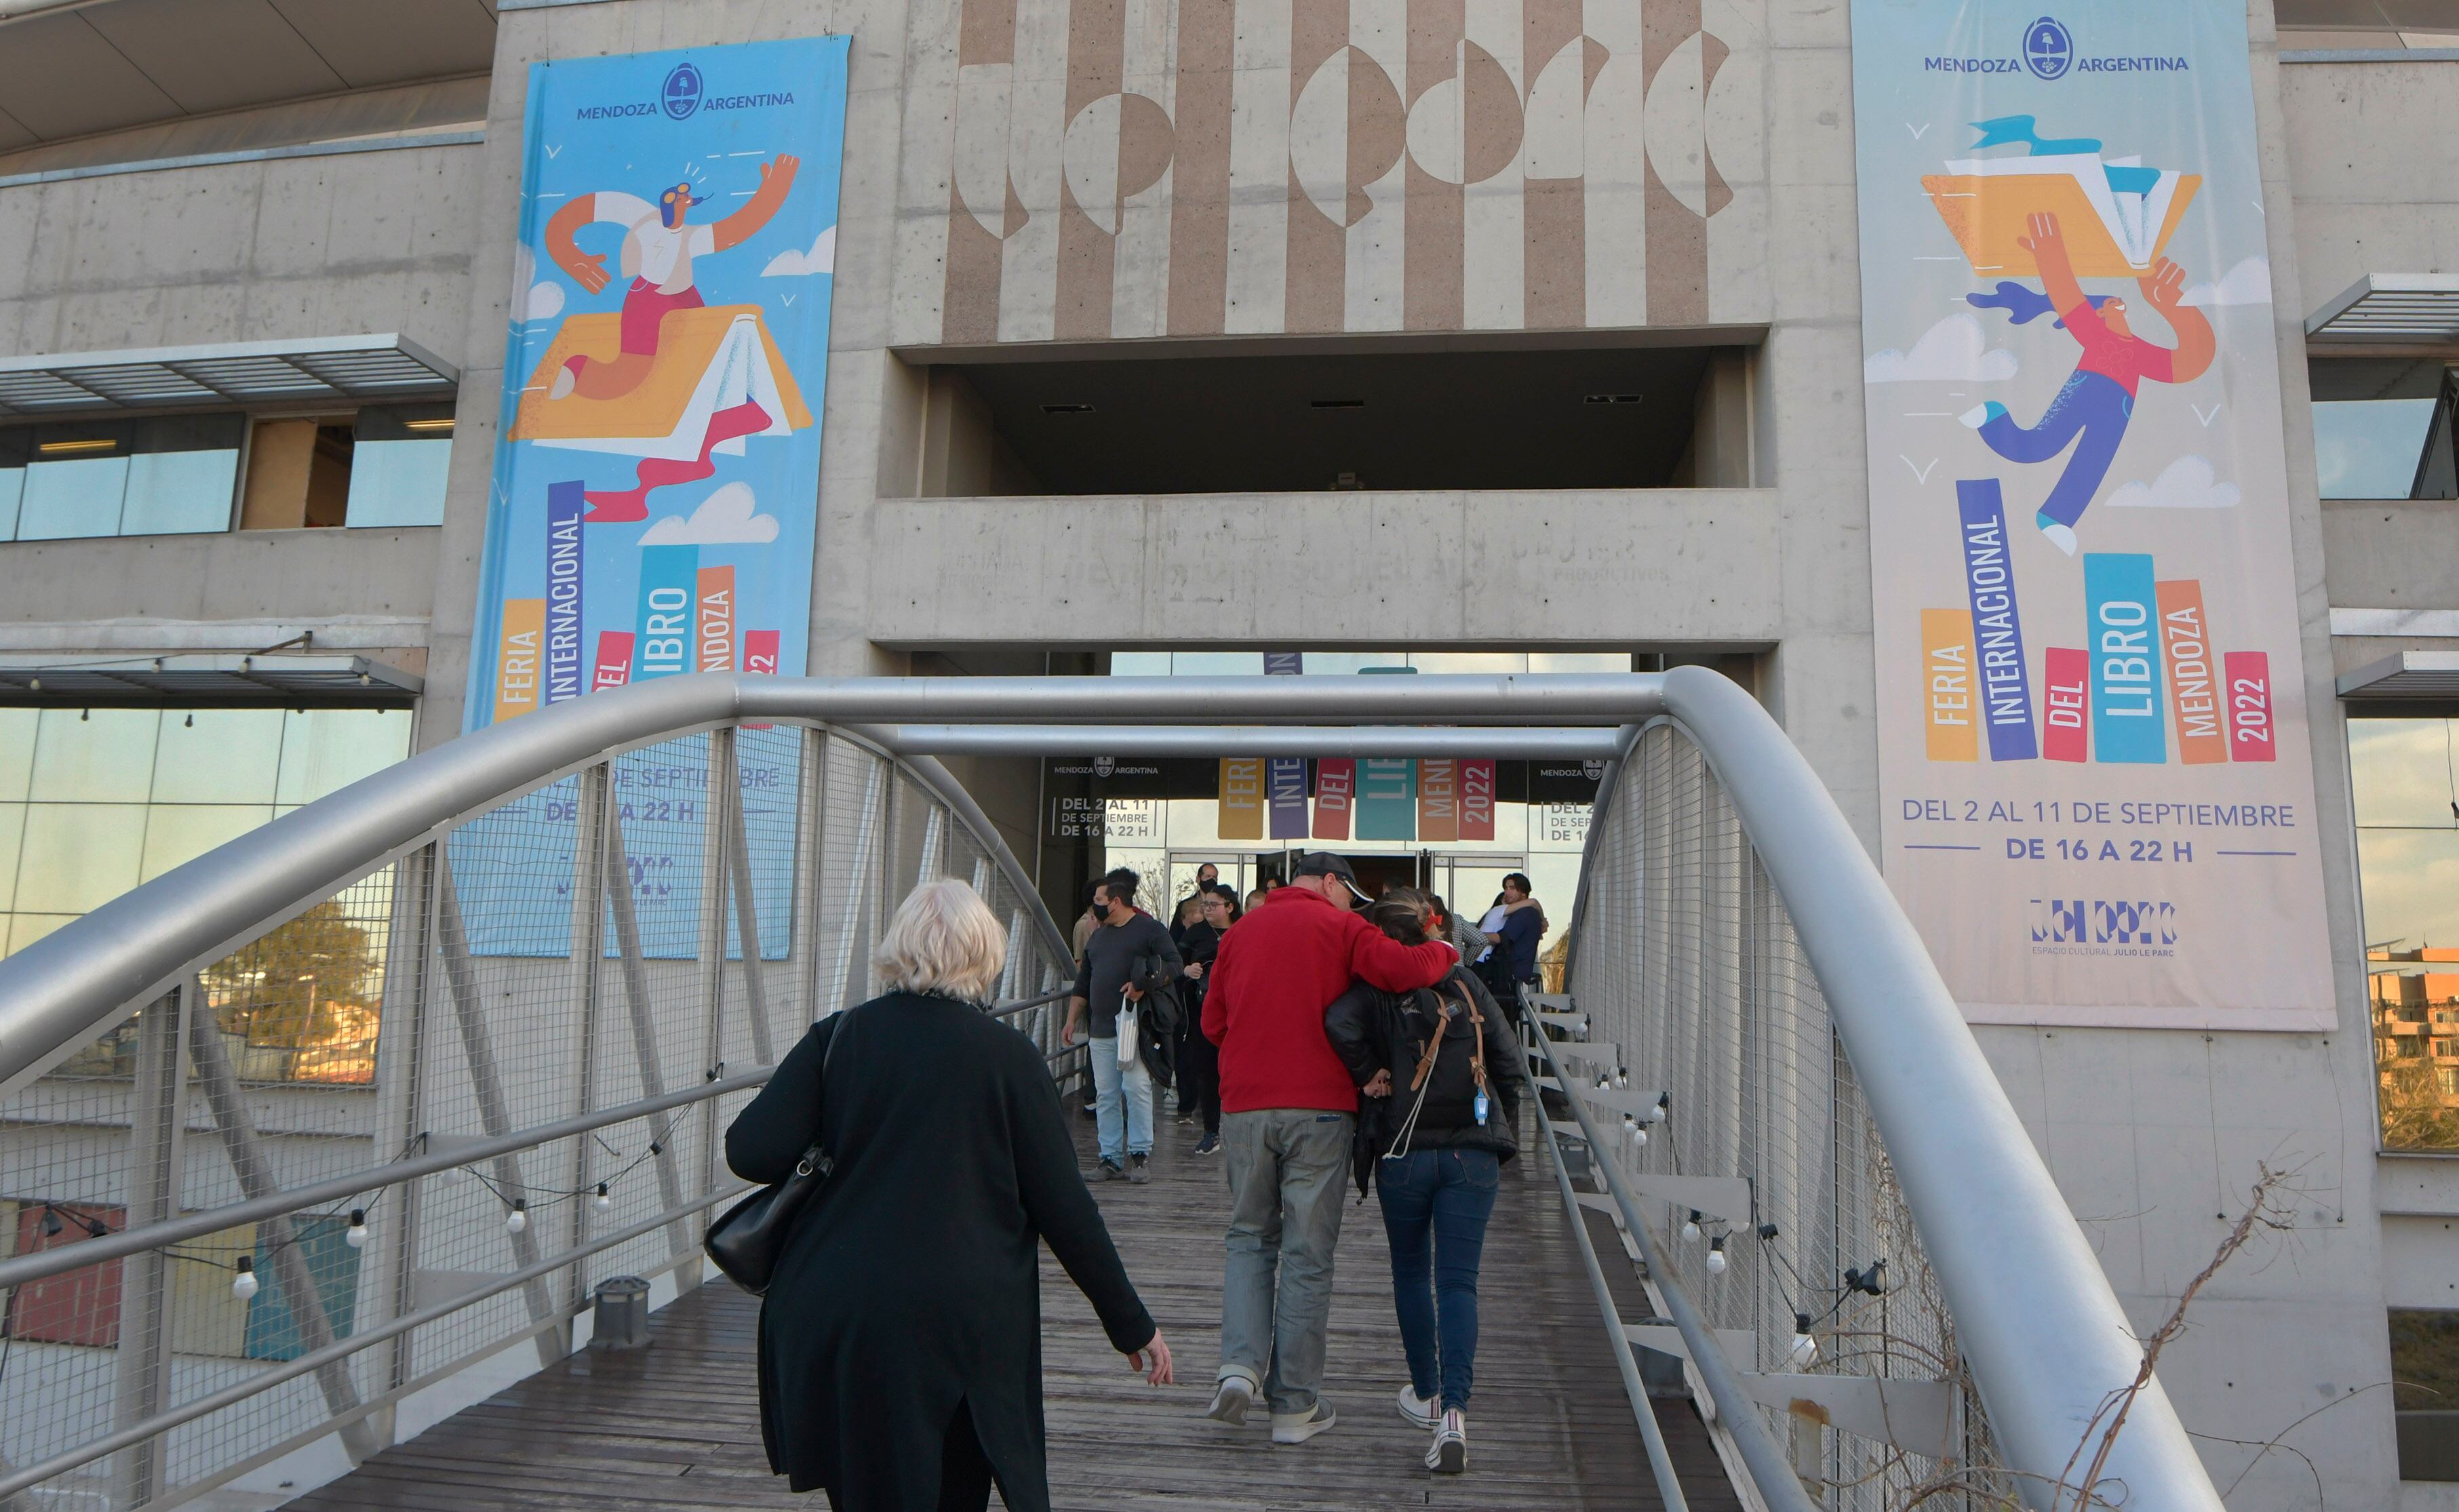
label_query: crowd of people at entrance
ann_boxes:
[726,854,1550,1511]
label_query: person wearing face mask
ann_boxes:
[1173,888,1237,1155]
[1064,868,1182,1183]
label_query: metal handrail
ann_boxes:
[0,670,2225,1511]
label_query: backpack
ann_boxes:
[1383,981,1491,1156]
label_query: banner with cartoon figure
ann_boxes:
[1851,4,2333,1029]
[469,37,846,729]
[457,38,847,959]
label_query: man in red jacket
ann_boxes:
[1200,852,1457,1444]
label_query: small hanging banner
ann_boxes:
[1458,760,1497,841]
[1417,759,1459,841]
[1356,759,1417,842]
[1267,757,1311,839]
[1219,758,1265,840]
[1313,759,1355,840]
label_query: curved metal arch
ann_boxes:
[0,667,2223,1512]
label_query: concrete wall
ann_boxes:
[2279,56,2459,309]
[2323,499,2459,610]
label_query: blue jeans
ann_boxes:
[1377,1147,1500,1411]
[1975,369,2134,529]
[1088,1035,1153,1163]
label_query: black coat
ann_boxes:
[1324,965,1524,1195]
[725,993,1155,1509]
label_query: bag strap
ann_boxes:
[801,1008,852,1175]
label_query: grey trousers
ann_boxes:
[1218,1107,1354,1414]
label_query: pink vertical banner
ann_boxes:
[2042,648,2089,763]
[743,629,780,675]
[2224,652,2277,763]
[1312,759,1354,840]
[591,631,636,691]
[1457,760,1496,840]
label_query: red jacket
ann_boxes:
[1202,886,1458,1114]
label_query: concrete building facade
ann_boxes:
[3,1,2458,1507]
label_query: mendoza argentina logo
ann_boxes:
[1924,16,2188,77]
[573,62,798,121]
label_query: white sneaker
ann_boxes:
[1396,1383,1438,1429]
[2039,519,2078,556]
[1270,1399,1337,1444]
[1205,1374,1254,1426]
[1425,1408,1467,1473]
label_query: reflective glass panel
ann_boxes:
[0,429,26,541]
[343,439,452,528]
[140,805,277,883]
[0,709,36,801]
[119,445,239,536]
[28,709,159,803]
[2353,716,2459,1151]
[2315,398,2437,499]
[275,709,415,805]
[17,453,130,539]
[0,802,23,914]
[16,803,146,913]
[2348,717,2459,829]
[153,709,284,805]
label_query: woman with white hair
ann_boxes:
[728,879,1173,1512]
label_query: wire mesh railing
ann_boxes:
[0,723,1077,1512]
[1564,719,2018,1509]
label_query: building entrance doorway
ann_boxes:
[1164,852,1251,915]
[1429,854,1527,920]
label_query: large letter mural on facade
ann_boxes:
[1851,4,2332,1029]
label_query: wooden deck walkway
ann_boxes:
[292,1107,1737,1511]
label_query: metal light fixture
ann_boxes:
[233,1256,259,1300]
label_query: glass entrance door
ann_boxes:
[1428,853,1527,922]
[1165,852,1251,915]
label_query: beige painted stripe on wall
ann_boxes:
[1055,0,1126,341]
[1702,2,1763,325]
[941,0,1019,344]
[1223,0,1293,334]
[1110,0,1179,338]
[1284,0,1347,334]
[1460,0,1523,331]
[1402,0,1465,332]
[1638,0,1704,325]
[1166,0,1234,334]
[1583,0,1648,327]
[999,0,1073,342]
[1520,0,1583,329]
[1345,0,1409,332]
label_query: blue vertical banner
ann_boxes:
[1266,757,1310,839]
[2083,552,2165,764]
[1355,759,1417,842]
[544,482,585,704]
[1853,1,2334,1027]
[1955,479,2037,761]
[465,35,850,728]
[633,544,699,680]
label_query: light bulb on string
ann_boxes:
[1622,1114,1640,1144]
[345,1210,368,1249]
[594,1182,612,1212]
[506,1199,528,1235]
[1789,1313,1817,1367]
[1706,1235,1727,1275]
[232,1256,258,1300]
[1681,1211,1702,1245]
[1614,1067,1629,1090]
[1647,1093,1668,1124]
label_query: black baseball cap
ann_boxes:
[1291,851,1371,902]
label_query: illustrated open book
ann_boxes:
[511,306,814,459]
[1922,155,2201,278]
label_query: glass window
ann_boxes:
[29,709,160,803]
[18,803,147,914]
[16,424,132,540]
[153,709,284,805]
[117,416,243,536]
[2315,398,2439,500]
[0,709,35,800]
[2352,715,2459,1151]
[276,708,416,805]
[140,804,276,883]
[343,407,454,528]
[0,429,26,541]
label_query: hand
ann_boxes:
[568,250,611,295]
[1182,962,1203,980]
[1127,1330,1174,1386]
[2017,210,2063,254]
[1062,1018,1079,1047]
[2139,256,2187,309]
[1363,1069,1393,1098]
[764,154,801,189]
[1124,984,1144,1002]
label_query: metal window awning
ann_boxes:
[2338,650,2459,700]
[0,654,422,707]
[0,335,458,418]
[2308,275,2459,345]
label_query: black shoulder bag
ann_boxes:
[705,1014,848,1296]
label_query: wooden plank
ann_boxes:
[290,1108,1739,1511]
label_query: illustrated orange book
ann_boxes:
[510,305,813,450]
[1923,170,2200,278]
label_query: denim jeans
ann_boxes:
[1376,1147,1501,1411]
[1088,1035,1153,1163]
[1219,1109,1352,1414]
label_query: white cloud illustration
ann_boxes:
[511,243,567,323]
[2182,256,2271,309]
[525,279,565,321]
[761,224,837,278]
[2106,454,2241,511]
[1864,314,2017,383]
[637,482,781,545]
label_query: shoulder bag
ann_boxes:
[705,1012,850,1296]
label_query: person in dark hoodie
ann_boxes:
[1323,889,1523,1477]
[1064,867,1182,1182]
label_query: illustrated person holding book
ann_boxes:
[1959,211,2214,556]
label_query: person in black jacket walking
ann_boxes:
[727,879,1173,1512]
[1173,887,1236,1154]
[1322,890,1523,1476]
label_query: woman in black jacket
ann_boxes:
[1322,890,1523,1477]
[1171,886,1237,1154]
[727,879,1173,1511]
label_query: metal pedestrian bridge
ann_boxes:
[0,673,2224,1511]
